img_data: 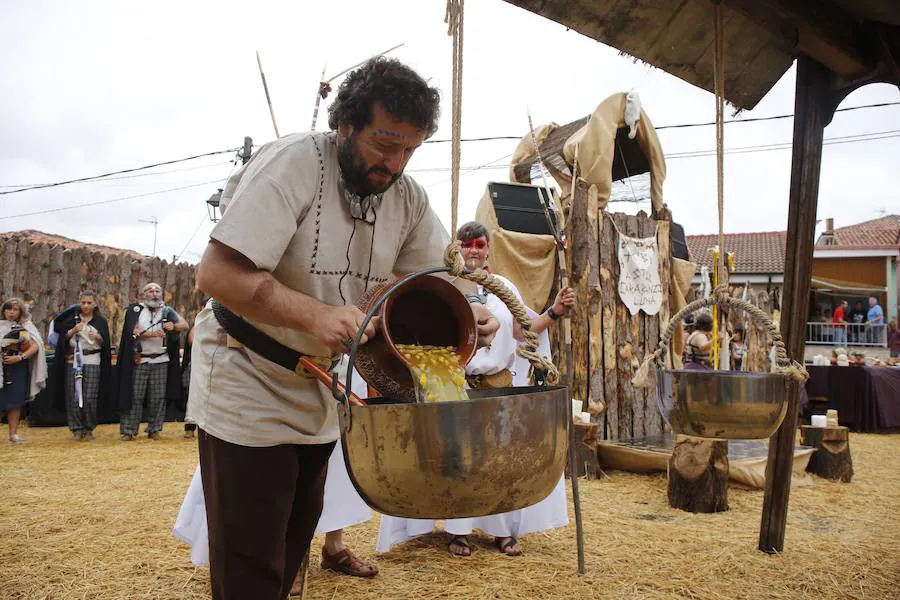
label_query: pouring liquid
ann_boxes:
[395,344,469,403]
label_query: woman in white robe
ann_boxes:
[173,358,377,577]
[376,221,574,557]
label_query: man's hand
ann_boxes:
[471,304,499,348]
[163,321,175,332]
[313,305,379,355]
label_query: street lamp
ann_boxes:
[206,189,223,223]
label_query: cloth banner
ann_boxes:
[617,233,663,316]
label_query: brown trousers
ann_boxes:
[198,429,335,600]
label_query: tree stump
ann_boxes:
[567,422,601,479]
[800,426,853,482]
[667,435,729,513]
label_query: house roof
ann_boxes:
[686,231,786,274]
[816,215,900,248]
[0,230,147,260]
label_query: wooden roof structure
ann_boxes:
[503,0,900,110]
[500,0,900,558]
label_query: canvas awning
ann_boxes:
[810,276,887,294]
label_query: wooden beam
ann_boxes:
[724,0,873,76]
[758,55,835,554]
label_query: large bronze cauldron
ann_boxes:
[333,267,570,519]
[339,385,568,518]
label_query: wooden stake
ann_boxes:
[759,55,834,554]
[256,51,281,139]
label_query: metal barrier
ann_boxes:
[805,322,887,347]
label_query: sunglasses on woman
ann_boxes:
[460,239,488,250]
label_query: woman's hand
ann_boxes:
[552,287,576,315]
[2,354,22,365]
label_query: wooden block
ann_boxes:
[568,421,601,480]
[800,425,853,482]
[667,435,729,513]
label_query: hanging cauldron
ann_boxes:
[333,267,569,519]
[641,294,804,441]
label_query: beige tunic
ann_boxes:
[187,132,450,447]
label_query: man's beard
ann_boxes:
[338,134,399,197]
[144,298,163,309]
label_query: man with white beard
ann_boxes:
[116,282,188,440]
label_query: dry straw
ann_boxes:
[2,424,898,599]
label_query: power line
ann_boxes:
[0,149,240,196]
[3,98,897,197]
[423,100,900,144]
[174,214,211,262]
[411,129,900,174]
[0,160,234,188]
[0,179,226,221]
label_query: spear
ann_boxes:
[310,43,405,131]
[256,50,281,139]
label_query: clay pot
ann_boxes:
[354,274,477,401]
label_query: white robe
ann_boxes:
[376,275,569,553]
[172,362,372,566]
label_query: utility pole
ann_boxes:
[242,136,252,165]
[139,216,159,256]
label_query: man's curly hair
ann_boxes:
[327,57,441,137]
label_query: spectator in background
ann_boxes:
[682,311,713,370]
[887,318,899,358]
[832,299,848,345]
[866,297,884,344]
[846,301,867,344]
[52,291,112,441]
[729,326,746,371]
[1,298,47,444]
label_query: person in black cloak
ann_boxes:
[116,282,188,441]
[52,290,112,440]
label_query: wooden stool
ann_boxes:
[566,421,601,480]
[667,435,729,513]
[800,425,853,482]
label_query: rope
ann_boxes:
[443,244,560,384]
[446,0,464,238]
[631,287,809,388]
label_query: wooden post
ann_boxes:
[568,421,601,479]
[800,426,853,482]
[759,55,835,554]
[667,435,729,513]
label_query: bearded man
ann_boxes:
[187,57,499,599]
[116,282,188,440]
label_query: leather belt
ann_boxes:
[211,300,334,377]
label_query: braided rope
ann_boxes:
[445,0,464,238]
[632,286,808,388]
[444,243,560,384]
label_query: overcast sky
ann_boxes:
[2,0,898,263]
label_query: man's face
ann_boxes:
[143,285,162,305]
[460,236,489,271]
[337,103,426,197]
[869,298,876,307]
[842,301,848,309]
[856,302,864,310]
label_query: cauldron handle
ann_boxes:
[334,266,452,429]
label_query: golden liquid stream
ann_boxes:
[395,344,468,403]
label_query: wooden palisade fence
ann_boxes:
[0,232,204,352]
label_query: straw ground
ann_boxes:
[1,424,898,599]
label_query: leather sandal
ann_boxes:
[320,546,378,577]
[448,535,471,557]
[494,536,522,556]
